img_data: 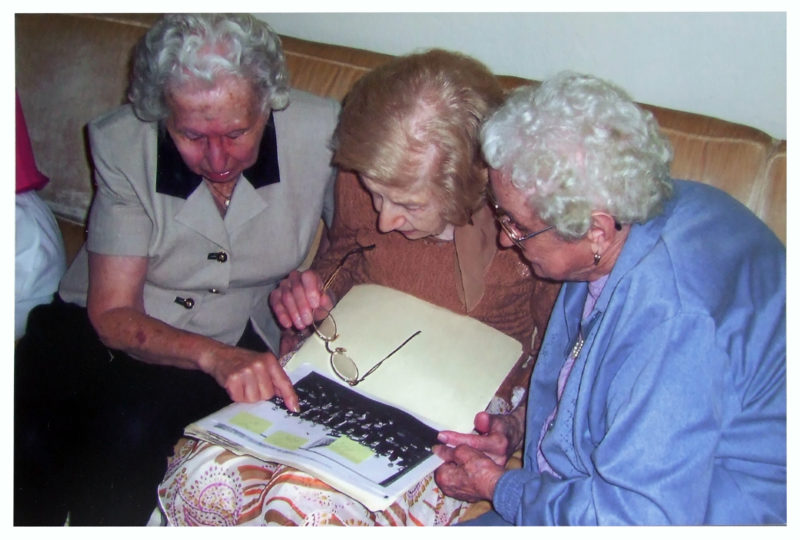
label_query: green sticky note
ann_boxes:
[328,437,374,464]
[230,412,272,435]
[266,431,307,451]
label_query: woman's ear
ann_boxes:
[586,212,620,253]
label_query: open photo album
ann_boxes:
[184,284,524,511]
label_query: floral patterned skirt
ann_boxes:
[157,437,469,526]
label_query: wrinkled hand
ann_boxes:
[434,444,505,503]
[203,347,299,410]
[432,410,525,503]
[437,410,523,467]
[269,270,334,330]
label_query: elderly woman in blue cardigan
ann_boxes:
[434,71,786,525]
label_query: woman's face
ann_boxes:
[489,168,595,281]
[359,175,453,241]
[165,76,268,183]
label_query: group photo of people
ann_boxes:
[14,12,785,527]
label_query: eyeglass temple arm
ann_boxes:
[322,244,376,292]
[356,330,422,383]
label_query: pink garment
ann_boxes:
[16,91,49,193]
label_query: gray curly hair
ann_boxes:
[481,71,674,240]
[128,13,289,122]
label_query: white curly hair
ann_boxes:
[481,71,674,240]
[128,13,289,122]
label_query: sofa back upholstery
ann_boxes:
[16,14,154,224]
[16,13,786,261]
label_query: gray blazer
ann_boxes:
[60,89,339,351]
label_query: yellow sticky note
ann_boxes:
[230,412,272,435]
[266,431,307,451]
[328,437,374,464]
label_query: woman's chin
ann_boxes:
[399,230,425,240]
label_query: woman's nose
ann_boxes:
[206,138,228,173]
[377,204,405,233]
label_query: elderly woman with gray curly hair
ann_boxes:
[433,71,786,525]
[15,13,338,525]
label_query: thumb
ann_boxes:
[473,411,492,434]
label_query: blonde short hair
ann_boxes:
[333,49,504,226]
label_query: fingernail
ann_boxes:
[437,433,447,443]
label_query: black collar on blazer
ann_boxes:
[155,112,281,199]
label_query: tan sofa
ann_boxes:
[15,13,787,523]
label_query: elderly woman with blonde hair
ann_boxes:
[434,71,786,525]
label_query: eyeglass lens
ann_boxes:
[487,190,520,236]
[331,349,360,382]
[333,330,422,386]
[313,312,338,341]
[315,309,422,386]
